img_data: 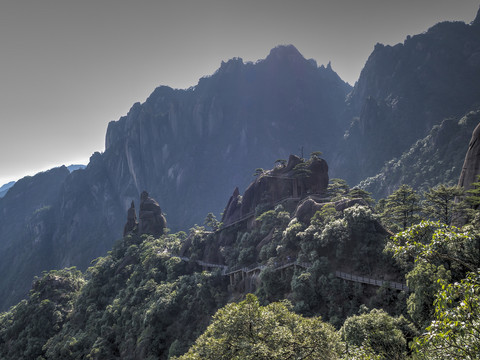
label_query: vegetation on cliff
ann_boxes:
[1,170,479,359]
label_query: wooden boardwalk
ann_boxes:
[162,251,408,291]
[335,271,409,291]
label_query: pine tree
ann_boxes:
[383,185,421,231]
[423,184,464,225]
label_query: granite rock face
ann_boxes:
[458,121,480,191]
[138,191,167,238]
[0,166,70,311]
[123,201,138,236]
[336,16,480,183]
[104,45,350,232]
[221,155,329,226]
[123,192,167,238]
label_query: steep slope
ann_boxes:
[0,182,15,198]
[336,15,480,183]
[358,109,480,198]
[0,45,351,311]
[458,115,480,191]
[2,11,480,312]
[0,167,70,310]
[0,160,404,360]
[102,45,351,231]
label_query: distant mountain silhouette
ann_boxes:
[0,181,15,198]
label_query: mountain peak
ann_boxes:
[266,44,305,63]
[473,6,480,26]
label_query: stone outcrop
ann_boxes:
[138,191,167,237]
[221,155,329,226]
[293,197,369,224]
[123,191,167,238]
[123,201,138,236]
[293,198,325,224]
[458,121,480,191]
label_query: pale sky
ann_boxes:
[0,0,478,185]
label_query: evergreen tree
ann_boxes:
[174,294,342,360]
[349,188,375,207]
[423,184,465,225]
[466,175,480,208]
[327,178,350,200]
[382,185,421,231]
[204,212,221,231]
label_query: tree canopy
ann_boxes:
[382,185,421,231]
[174,294,343,360]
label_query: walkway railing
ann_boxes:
[335,271,409,291]
[160,250,408,291]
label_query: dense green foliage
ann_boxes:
[387,220,480,357]
[0,268,84,359]
[2,173,480,359]
[414,271,480,359]
[0,233,229,360]
[174,294,342,360]
[359,111,480,200]
[341,308,416,360]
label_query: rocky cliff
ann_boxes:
[0,45,350,310]
[336,16,480,183]
[359,109,480,198]
[123,191,167,238]
[2,11,480,311]
[458,117,480,191]
[222,155,328,226]
[102,45,350,231]
[0,167,70,310]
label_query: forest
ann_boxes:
[1,153,479,360]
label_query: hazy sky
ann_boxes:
[0,0,478,185]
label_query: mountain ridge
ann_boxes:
[1,12,480,311]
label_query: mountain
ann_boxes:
[0,45,351,311]
[0,182,15,198]
[66,164,86,173]
[104,45,351,231]
[335,15,480,184]
[358,109,480,199]
[2,11,480,311]
[0,165,84,199]
[0,166,70,309]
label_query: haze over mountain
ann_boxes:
[1,9,480,311]
[0,182,15,198]
[1,1,478,186]
[0,165,86,199]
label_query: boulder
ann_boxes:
[293,197,368,224]
[293,198,325,224]
[138,191,167,238]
